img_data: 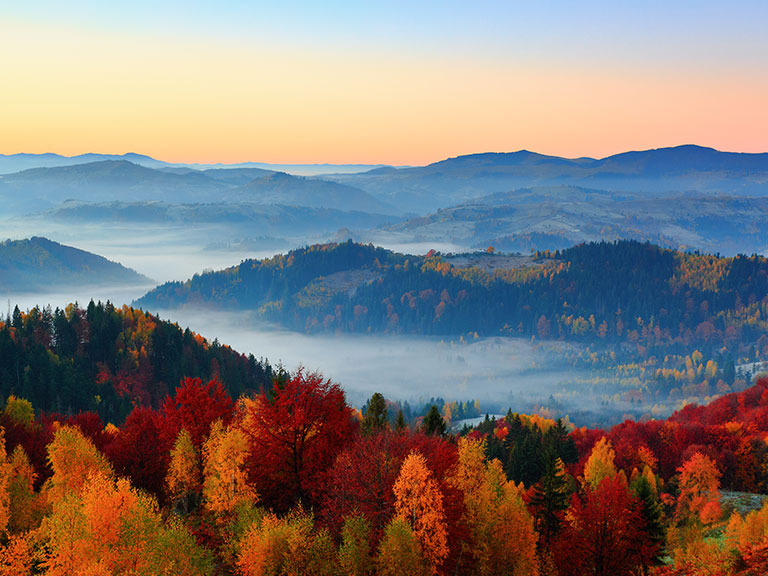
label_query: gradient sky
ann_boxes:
[2,1,767,165]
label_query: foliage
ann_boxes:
[237,369,357,511]
[236,507,338,576]
[451,438,538,576]
[376,516,428,576]
[166,427,201,513]
[554,475,655,576]
[393,451,449,574]
[202,420,256,517]
[422,405,447,436]
[583,437,618,489]
[338,514,374,576]
[0,301,273,422]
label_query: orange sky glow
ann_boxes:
[2,3,766,166]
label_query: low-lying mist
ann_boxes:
[150,308,576,407]
[1,223,670,426]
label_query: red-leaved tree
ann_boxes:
[161,377,233,450]
[237,369,357,511]
[554,475,656,576]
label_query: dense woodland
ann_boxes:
[138,240,768,408]
[138,240,768,359]
[3,366,768,574]
[0,301,274,422]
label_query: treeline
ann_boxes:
[0,301,274,423]
[5,372,768,574]
[138,240,768,363]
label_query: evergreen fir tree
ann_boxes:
[422,405,446,436]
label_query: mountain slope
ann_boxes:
[0,236,151,291]
[235,171,401,214]
[378,187,768,255]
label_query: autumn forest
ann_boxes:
[3,298,768,574]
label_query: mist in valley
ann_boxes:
[0,226,671,426]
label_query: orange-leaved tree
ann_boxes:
[42,467,213,576]
[236,507,337,576]
[676,452,721,525]
[393,450,449,575]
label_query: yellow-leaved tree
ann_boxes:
[45,424,114,504]
[450,437,538,576]
[166,428,202,514]
[338,513,374,576]
[376,516,428,576]
[8,444,41,534]
[583,437,617,489]
[392,450,449,575]
[203,420,256,517]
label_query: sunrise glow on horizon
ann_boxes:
[2,1,767,166]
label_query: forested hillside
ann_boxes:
[139,239,768,359]
[0,237,150,291]
[3,365,768,574]
[0,301,274,423]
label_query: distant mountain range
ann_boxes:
[325,145,768,212]
[0,237,151,292]
[3,145,768,257]
[0,152,391,176]
[0,160,399,216]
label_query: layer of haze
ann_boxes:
[2,1,767,165]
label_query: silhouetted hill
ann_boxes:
[0,160,229,212]
[327,145,768,212]
[0,237,151,291]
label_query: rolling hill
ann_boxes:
[0,160,401,217]
[376,187,768,255]
[0,236,151,291]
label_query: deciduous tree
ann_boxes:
[583,437,617,489]
[166,428,201,515]
[237,369,356,510]
[393,451,449,574]
[202,420,256,517]
[554,475,654,576]
[376,516,428,576]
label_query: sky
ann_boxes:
[2,1,767,165]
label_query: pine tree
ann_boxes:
[422,405,446,436]
[362,393,388,436]
[529,452,571,544]
[395,410,407,432]
[631,471,665,565]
